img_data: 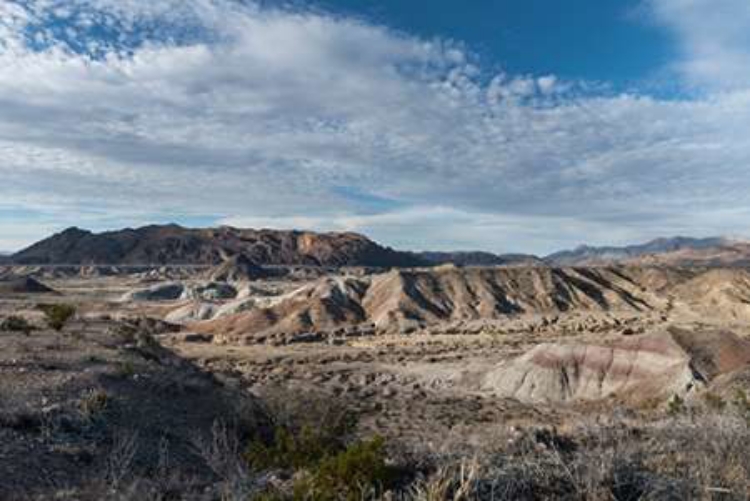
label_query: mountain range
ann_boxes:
[413,251,544,267]
[10,225,424,267]
[544,237,748,266]
[7,226,750,268]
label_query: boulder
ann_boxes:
[121,282,185,302]
[181,282,237,301]
[165,302,218,324]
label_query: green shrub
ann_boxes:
[245,398,357,472]
[294,436,393,501]
[38,304,76,331]
[244,401,397,500]
[80,388,109,419]
[246,425,340,471]
[667,394,685,417]
[703,391,726,411]
[0,315,34,335]
[732,388,750,424]
[115,360,136,379]
[733,388,750,409]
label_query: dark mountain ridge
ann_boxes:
[11,225,426,267]
[11,228,750,268]
[414,251,544,267]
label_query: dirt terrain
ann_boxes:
[4,262,750,499]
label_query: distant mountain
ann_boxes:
[11,225,427,267]
[13,227,750,269]
[415,251,544,267]
[545,236,750,267]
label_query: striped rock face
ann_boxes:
[482,329,750,404]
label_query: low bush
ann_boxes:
[404,411,750,500]
[666,394,685,416]
[249,432,395,501]
[294,436,393,501]
[114,360,136,379]
[245,393,399,500]
[246,422,356,472]
[733,388,750,412]
[79,388,109,419]
[246,390,357,471]
[704,391,727,411]
[38,303,76,331]
[0,315,34,335]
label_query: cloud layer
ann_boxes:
[648,0,750,91]
[1,0,750,253]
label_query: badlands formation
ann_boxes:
[6,256,750,407]
[6,227,750,498]
[146,263,750,406]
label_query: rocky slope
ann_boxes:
[669,268,750,323]
[12,225,425,267]
[0,277,56,295]
[207,254,269,282]
[0,315,269,499]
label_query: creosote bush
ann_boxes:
[704,391,727,411]
[246,390,357,471]
[666,394,685,416]
[294,436,392,501]
[79,388,109,419]
[245,424,344,471]
[114,360,136,379]
[249,431,394,501]
[245,393,398,500]
[38,303,76,331]
[0,315,34,335]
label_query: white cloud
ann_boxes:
[1,0,750,253]
[647,0,750,91]
[219,200,750,256]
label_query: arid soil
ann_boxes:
[0,312,268,500]
[4,263,750,499]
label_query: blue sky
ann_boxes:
[309,0,675,87]
[1,0,750,254]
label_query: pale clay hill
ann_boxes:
[483,328,750,404]
[184,265,750,344]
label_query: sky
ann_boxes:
[1,0,750,254]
